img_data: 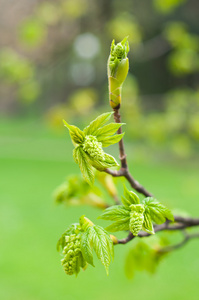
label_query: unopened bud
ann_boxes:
[108,37,129,109]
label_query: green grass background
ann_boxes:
[0,118,199,300]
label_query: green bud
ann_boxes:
[129,204,145,236]
[108,37,129,109]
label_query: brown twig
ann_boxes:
[105,108,152,197]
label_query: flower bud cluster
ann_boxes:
[109,43,126,73]
[129,204,145,236]
[61,234,84,275]
[83,135,105,161]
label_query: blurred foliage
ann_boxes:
[54,172,118,208]
[1,0,199,158]
[153,0,186,14]
[164,22,199,75]
[0,49,34,83]
[19,18,47,48]
[125,236,168,279]
[0,49,41,104]
[106,14,142,46]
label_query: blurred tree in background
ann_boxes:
[0,0,199,158]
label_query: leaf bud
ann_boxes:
[107,37,129,109]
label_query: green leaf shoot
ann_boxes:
[81,230,94,266]
[63,120,85,144]
[123,185,140,205]
[143,197,174,224]
[83,112,113,136]
[100,133,125,147]
[99,205,130,221]
[105,220,130,232]
[63,112,124,185]
[75,146,95,186]
[142,211,155,234]
[88,225,114,275]
[95,122,125,138]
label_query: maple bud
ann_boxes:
[107,37,129,109]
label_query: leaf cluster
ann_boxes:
[99,186,174,236]
[63,112,124,185]
[57,215,114,275]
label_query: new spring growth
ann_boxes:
[58,215,114,275]
[108,37,129,109]
[63,112,125,186]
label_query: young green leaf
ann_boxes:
[121,196,131,208]
[73,147,80,164]
[95,123,125,138]
[123,185,140,205]
[90,159,111,171]
[104,153,119,166]
[99,205,130,222]
[89,225,114,275]
[63,120,85,144]
[75,146,94,186]
[81,230,94,266]
[105,220,130,232]
[83,112,113,136]
[142,211,154,234]
[100,133,125,147]
[89,152,119,171]
[143,197,174,224]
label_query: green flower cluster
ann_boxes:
[61,234,86,276]
[129,204,145,236]
[100,186,174,237]
[82,135,105,161]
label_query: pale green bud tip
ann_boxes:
[108,37,129,77]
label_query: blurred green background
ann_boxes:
[0,0,199,299]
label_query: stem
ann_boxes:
[113,108,127,169]
[105,108,152,197]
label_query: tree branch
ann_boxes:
[113,108,127,169]
[105,108,152,197]
[157,231,199,253]
[117,217,199,244]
